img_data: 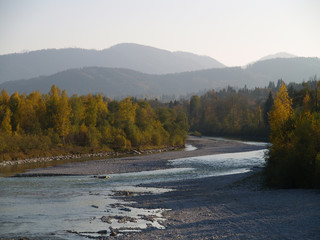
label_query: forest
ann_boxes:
[1,79,320,188]
[184,78,320,188]
[0,85,188,161]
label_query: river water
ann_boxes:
[0,140,267,239]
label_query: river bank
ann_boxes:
[0,146,181,168]
[12,136,266,176]
[2,137,319,240]
[113,168,320,240]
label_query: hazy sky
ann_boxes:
[1,0,319,66]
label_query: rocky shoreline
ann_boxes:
[1,137,319,240]
[10,137,267,177]
[114,170,320,240]
[0,146,181,168]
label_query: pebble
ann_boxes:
[0,146,181,167]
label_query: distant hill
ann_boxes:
[258,52,296,61]
[0,43,225,83]
[0,68,156,98]
[0,67,254,97]
[1,57,319,98]
[244,52,297,67]
[246,57,320,83]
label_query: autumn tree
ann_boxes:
[1,107,12,135]
[9,92,21,133]
[266,82,320,188]
[69,94,85,127]
[83,94,97,127]
[0,85,189,160]
[20,91,45,134]
[118,97,137,125]
[45,85,61,130]
[54,90,71,143]
[268,84,294,145]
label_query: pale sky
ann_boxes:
[0,0,319,66]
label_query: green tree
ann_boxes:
[263,91,274,127]
[189,95,202,130]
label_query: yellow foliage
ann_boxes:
[1,108,12,135]
[118,97,137,124]
[268,84,293,134]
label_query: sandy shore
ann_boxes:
[13,137,320,239]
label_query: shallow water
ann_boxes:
[170,149,266,178]
[0,143,267,239]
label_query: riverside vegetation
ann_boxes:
[184,78,320,188]
[1,78,320,188]
[265,83,320,188]
[0,85,188,161]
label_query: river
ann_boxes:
[0,139,268,239]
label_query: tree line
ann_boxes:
[187,87,270,139]
[0,85,188,160]
[184,78,320,188]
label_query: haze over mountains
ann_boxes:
[0,43,319,98]
[0,43,225,83]
[244,52,297,67]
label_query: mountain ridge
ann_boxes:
[0,43,225,83]
[244,52,297,68]
[1,57,319,98]
[258,52,296,61]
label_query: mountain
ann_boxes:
[1,57,319,98]
[245,57,320,83]
[0,68,155,98]
[258,52,296,61]
[0,67,256,97]
[245,52,296,67]
[0,43,225,84]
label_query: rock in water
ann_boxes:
[110,230,118,236]
[97,230,108,234]
[94,175,111,179]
